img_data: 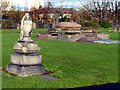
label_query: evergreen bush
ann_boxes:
[2,20,13,29]
[79,20,100,28]
[59,16,70,22]
[99,20,110,28]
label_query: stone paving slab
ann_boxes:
[37,75,60,80]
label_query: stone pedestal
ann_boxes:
[6,41,45,77]
[7,64,45,77]
[10,53,42,65]
[6,13,45,77]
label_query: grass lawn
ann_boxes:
[1,28,48,34]
[97,28,120,40]
[1,28,119,88]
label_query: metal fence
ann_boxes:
[36,22,52,28]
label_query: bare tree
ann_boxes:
[80,0,120,31]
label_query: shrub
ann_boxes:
[99,20,110,28]
[2,20,13,29]
[59,16,70,22]
[79,20,100,28]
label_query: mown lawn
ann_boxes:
[1,28,119,88]
[1,28,48,34]
[97,28,120,40]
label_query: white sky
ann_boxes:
[8,0,84,8]
[7,0,120,9]
[10,0,34,8]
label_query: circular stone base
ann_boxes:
[13,41,40,53]
[6,64,45,77]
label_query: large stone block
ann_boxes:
[97,34,109,40]
[58,34,69,41]
[37,35,49,39]
[48,36,57,40]
[11,53,41,65]
[85,34,97,37]
[58,34,85,42]
[71,35,85,42]
[7,64,45,77]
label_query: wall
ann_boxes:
[36,22,52,28]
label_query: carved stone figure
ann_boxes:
[19,13,33,42]
[6,13,45,77]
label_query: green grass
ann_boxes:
[97,28,113,33]
[1,28,48,34]
[97,28,120,40]
[2,28,118,88]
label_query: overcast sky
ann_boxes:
[8,0,88,9]
[8,0,120,9]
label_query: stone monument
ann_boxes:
[6,13,45,77]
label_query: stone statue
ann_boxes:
[6,13,45,77]
[19,13,33,42]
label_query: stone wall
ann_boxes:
[70,35,85,42]
[36,34,57,40]
[36,34,48,39]
[48,36,57,40]
[36,22,52,28]
[85,34,97,37]
[36,33,109,41]
[58,34,69,41]
[57,34,85,42]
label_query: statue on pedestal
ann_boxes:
[6,13,45,77]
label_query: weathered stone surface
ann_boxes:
[11,53,41,65]
[13,42,40,53]
[55,22,81,28]
[48,36,57,40]
[85,34,97,37]
[57,34,85,42]
[70,35,85,42]
[36,34,57,40]
[7,13,45,77]
[20,36,33,42]
[37,75,60,80]
[76,37,102,42]
[56,27,81,31]
[19,13,32,42]
[7,64,45,77]
[58,34,69,41]
[97,34,109,40]
[36,34,49,39]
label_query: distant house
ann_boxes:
[36,8,77,23]
[48,8,73,19]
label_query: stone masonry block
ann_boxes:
[7,64,45,77]
[11,53,41,65]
